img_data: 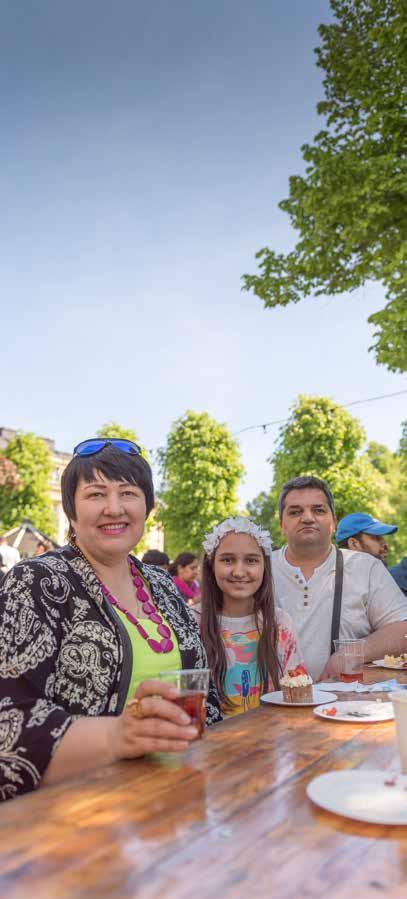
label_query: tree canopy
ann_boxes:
[243,0,407,373]
[158,410,244,557]
[247,395,405,562]
[0,432,56,536]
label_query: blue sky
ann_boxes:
[1,0,405,505]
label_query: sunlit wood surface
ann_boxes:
[1,666,407,899]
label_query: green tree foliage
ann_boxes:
[364,431,407,565]
[158,410,244,557]
[0,432,56,536]
[247,395,392,548]
[96,421,154,554]
[243,0,407,373]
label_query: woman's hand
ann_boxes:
[109,679,199,760]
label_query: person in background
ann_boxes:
[0,437,221,801]
[195,517,305,716]
[272,476,407,682]
[335,512,397,566]
[141,549,170,570]
[34,540,53,556]
[0,535,20,571]
[169,552,201,604]
[390,557,407,596]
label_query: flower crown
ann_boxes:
[202,516,273,558]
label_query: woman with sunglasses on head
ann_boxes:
[195,517,306,716]
[0,438,221,801]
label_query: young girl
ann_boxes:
[197,516,305,716]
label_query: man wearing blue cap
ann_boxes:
[336,513,397,566]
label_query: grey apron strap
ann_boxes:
[330,548,344,655]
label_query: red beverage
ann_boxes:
[173,690,206,737]
[340,671,364,683]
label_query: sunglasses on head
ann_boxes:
[73,438,142,457]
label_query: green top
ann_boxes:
[114,606,182,704]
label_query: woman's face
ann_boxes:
[178,559,199,584]
[213,532,264,607]
[71,470,146,561]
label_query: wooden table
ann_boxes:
[1,667,407,899]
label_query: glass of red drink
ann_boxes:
[333,638,366,683]
[158,668,210,738]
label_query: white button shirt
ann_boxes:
[272,545,407,681]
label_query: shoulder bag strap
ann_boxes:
[330,548,344,655]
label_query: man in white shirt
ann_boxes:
[272,476,407,681]
[0,535,20,572]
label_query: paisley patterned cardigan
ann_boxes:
[0,546,221,801]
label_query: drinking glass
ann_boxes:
[158,668,210,738]
[333,638,366,683]
[391,692,407,774]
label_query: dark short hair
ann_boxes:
[337,531,364,550]
[61,445,154,526]
[168,552,198,576]
[142,549,170,566]
[278,475,335,519]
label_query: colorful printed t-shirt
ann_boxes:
[220,607,303,716]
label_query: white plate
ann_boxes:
[371,658,407,670]
[307,770,407,825]
[261,689,337,707]
[314,700,394,723]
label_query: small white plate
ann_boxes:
[314,700,394,723]
[371,658,407,670]
[307,770,407,825]
[261,689,337,707]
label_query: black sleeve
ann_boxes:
[0,561,73,800]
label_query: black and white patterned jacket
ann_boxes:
[0,546,221,801]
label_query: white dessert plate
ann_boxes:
[307,770,407,825]
[314,700,394,723]
[261,689,337,707]
[371,658,407,670]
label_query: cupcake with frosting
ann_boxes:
[280,665,313,703]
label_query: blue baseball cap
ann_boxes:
[336,512,398,543]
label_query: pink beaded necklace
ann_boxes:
[99,560,174,654]
[72,541,173,654]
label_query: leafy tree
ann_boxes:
[96,421,154,554]
[158,410,244,557]
[365,431,407,566]
[0,432,56,536]
[247,395,390,546]
[243,0,407,373]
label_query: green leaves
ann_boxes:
[158,410,244,557]
[243,0,407,373]
[247,396,406,564]
[0,432,56,536]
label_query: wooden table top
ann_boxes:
[1,666,407,899]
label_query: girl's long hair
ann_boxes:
[200,549,282,711]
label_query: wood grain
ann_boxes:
[1,666,407,898]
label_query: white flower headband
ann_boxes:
[202,516,273,559]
